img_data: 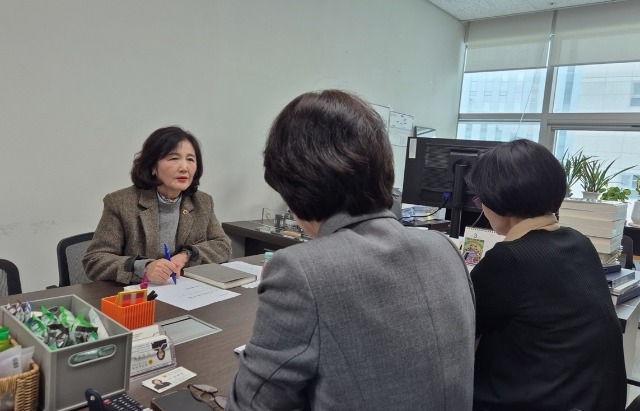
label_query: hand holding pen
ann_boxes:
[163,244,177,284]
[143,258,179,284]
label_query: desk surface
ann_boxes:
[3,255,640,408]
[0,254,263,409]
[222,220,305,247]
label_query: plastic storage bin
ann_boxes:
[0,295,132,411]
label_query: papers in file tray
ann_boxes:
[611,271,640,305]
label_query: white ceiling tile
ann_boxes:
[427,0,632,21]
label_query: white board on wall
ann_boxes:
[389,111,414,147]
[371,103,391,131]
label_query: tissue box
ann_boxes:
[1,295,132,411]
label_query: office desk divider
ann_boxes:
[0,295,132,411]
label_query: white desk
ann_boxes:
[615,292,640,376]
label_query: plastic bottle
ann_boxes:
[263,251,274,271]
[262,251,274,280]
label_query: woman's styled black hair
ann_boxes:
[131,126,203,196]
[465,139,567,218]
[263,90,394,221]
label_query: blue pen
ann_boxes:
[163,243,177,284]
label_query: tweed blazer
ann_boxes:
[227,210,475,411]
[83,186,231,284]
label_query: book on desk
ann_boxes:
[183,263,257,289]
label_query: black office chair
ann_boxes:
[0,259,23,296]
[622,235,636,270]
[57,232,94,287]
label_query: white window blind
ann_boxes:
[551,1,640,66]
[465,12,552,73]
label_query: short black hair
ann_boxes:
[264,90,394,221]
[131,126,203,196]
[465,139,567,218]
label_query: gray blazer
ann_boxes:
[82,186,231,284]
[227,210,475,410]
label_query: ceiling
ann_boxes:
[426,0,630,21]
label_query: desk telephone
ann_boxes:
[85,388,151,411]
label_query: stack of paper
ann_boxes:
[559,198,628,258]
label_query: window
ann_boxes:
[632,81,640,107]
[460,69,545,114]
[553,62,640,113]
[458,3,640,200]
[457,121,539,142]
[552,129,640,200]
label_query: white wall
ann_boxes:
[0,0,465,292]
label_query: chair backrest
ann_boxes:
[621,234,636,270]
[57,232,94,287]
[0,259,23,296]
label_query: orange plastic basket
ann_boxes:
[100,296,155,329]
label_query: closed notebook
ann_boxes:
[183,263,257,289]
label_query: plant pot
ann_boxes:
[582,191,600,201]
[631,201,640,225]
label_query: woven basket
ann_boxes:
[0,339,39,411]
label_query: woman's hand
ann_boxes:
[171,252,189,274]
[145,259,180,283]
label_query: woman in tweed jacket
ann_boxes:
[83,126,231,285]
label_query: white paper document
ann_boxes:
[148,276,239,310]
[222,261,263,289]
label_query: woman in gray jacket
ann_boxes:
[227,90,475,410]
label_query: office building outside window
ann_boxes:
[458,5,640,199]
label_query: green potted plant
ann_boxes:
[579,158,635,200]
[561,150,591,197]
[600,186,632,202]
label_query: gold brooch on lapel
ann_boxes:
[183,209,189,215]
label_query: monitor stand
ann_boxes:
[449,163,468,239]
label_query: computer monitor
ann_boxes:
[401,137,503,238]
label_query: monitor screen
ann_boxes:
[401,137,503,238]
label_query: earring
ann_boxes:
[152,170,156,176]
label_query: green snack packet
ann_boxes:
[26,316,47,343]
[0,327,10,352]
[58,306,77,328]
[40,306,59,327]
